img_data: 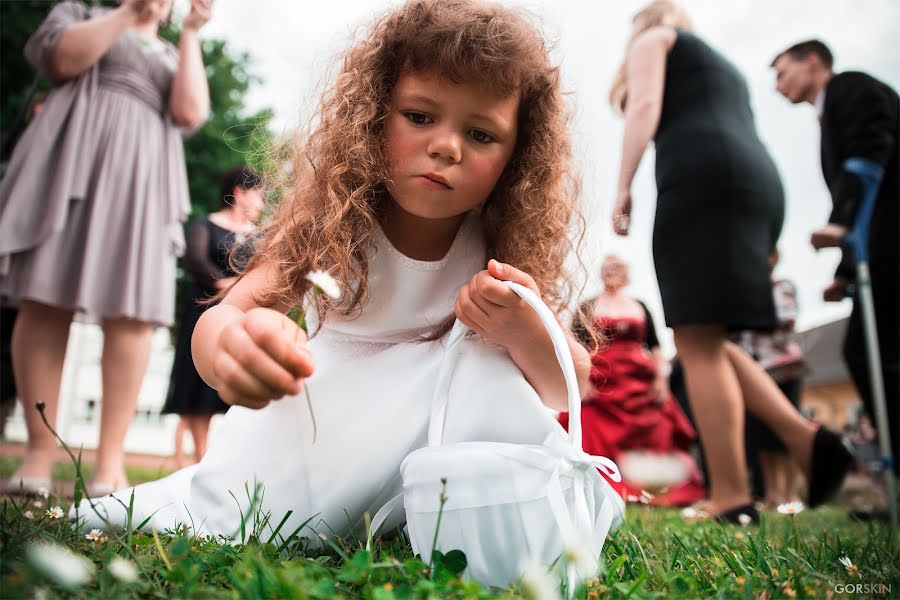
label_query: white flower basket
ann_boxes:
[372,281,625,592]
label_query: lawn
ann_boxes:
[1,480,896,599]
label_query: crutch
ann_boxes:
[841,157,897,526]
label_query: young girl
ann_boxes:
[77,0,597,541]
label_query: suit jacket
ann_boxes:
[820,71,899,280]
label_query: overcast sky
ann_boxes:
[193,0,899,354]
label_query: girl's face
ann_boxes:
[384,70,519,223]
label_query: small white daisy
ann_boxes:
[23,510,35,520]
[37,487,50,499]
[305,270,341,300]
[839,555,858,575]
[46,506,65,519]
[33,500,43,509]
[776,501,805,516]
[84,529,106,543]
[737,513,753,526]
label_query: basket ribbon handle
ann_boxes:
[427,280,584,450]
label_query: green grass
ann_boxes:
[1,490,896,599]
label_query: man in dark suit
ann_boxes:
[772,40,899,476]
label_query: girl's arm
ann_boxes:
[611,26,675,235]
[168,0,212,129]
[192,261,313,409]
[47,3,141,80]
[455,260,590,412]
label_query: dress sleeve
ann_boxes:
[23,1,88,79]
[183,218,226,290]
[638,300,661,349]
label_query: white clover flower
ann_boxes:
[521,559,561,600]
[26,542,95,590]
[37,487,50,499]
[46,506,64,519]
[737,513,753,526]
[305,270,341,300]
[23,510,35,520]
[680,506,698,519]
[33,500,43,509]
[839,555,858,575]
[776,501,805,516]
[108,557,139,583]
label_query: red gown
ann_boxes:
[559,315,706,506]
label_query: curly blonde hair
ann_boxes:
[245,0,583,338]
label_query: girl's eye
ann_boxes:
[404,111,432,125]
[469,129,496,144]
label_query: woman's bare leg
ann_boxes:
[10,301,74,480]
[723,342,816,473]
[674,324,751,513]
[93,317,153,484]
[184,414,212,462]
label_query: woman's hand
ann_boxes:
[455,259,546,351]
[182,0,213,32]
[212,307,314,409]
[119,0,166,25]
[612,190,632,236]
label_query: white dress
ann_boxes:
[74,214,566,540]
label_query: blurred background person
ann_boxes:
[162,165,262,468]
[0,0,212,496]
[734,249,806,508]
[608,0,852,522]
[561,255,705,506]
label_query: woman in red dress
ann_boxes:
[560,255,705,506]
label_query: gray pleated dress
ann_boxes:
[0,1,193,327]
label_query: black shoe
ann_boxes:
[849,508,891,522]
[807,426,854,508]
[715,503,759,525]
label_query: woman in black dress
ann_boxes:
[608,0,852,522]
[163,166,262,466]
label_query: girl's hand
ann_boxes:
[454,259,545,350]
[212,307,314,409]
[612,190,632,236]
[182,0,213,32]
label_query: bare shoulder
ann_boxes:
[629,26,678,57]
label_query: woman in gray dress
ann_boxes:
[0,0,212,496]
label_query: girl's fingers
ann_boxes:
[454,294,487,336]
[213,352,285,407]
[242,311,315,379]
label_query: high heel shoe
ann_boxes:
[715,503,760,526]
[806,426,854,508]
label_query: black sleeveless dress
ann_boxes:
[162,218,252,415]
[652,30,783,330]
